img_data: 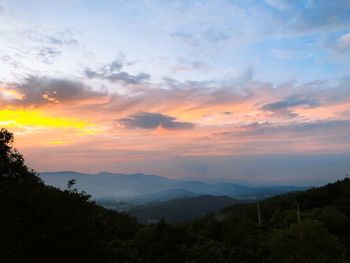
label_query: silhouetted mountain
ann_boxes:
[40,171,308,201]
[129,195,245,223]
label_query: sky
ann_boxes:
[0,0,350,184]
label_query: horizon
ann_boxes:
[1,1,350,183]
[39,167,346,187]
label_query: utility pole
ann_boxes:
[256,197,262,225]
[296,202,301,224]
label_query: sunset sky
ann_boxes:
[0,0,350,184]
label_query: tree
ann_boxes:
[269,219,345,263]
[67,179,77,190]
[0,128,40,183]
[0,129,139,263]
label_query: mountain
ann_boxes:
[3,129,349,262]
[39,171,308,201]
[40,171,174,198]
[129,195,245,223]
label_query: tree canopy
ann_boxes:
[0,128,349,262]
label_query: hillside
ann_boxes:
[1,128,349,262]
[192,178,350,262]
[129,195,245,223]
[0,129,139,262]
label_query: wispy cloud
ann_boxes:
[84,58,150,85]
[261,95,320,118]
[0,1,349,179]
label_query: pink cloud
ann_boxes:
[338,33,350,46]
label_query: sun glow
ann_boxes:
[0,109,94,131]
[0,87,25,100]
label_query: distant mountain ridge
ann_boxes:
[39,171,308,202]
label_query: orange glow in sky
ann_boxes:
[0,0,350,180]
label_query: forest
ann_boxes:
[1,128,349,263]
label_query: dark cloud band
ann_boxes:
[119,112,194,130]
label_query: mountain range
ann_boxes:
[40,171,308,203]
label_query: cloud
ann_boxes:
[0,87,25,100]
[171,31,193,41]
[119,112,195,130]
[47,35,78,46]
[172,59,210,72]
[1,76,107,106]
[2,72,348,122]
[2,71,350,171]
[84,58,150,85]
[262,95,319,111]
[338,33,350,46]
[36,47,61,64]
[290,0,350,31]
[1,0,350,179]
[210,120,350,156]
[265,0,290,11]
[0,54,21,68]
[171,26,231,47]
[261,95,320,118]
[262,0,350,38]
[20,29,78,47]
[270,48,307,60]
[323,32,350,55]
[107,72,150,84]
[202,28,230,42]
[215,120,350,138]
[0,22,82,79]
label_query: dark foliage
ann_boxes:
[0,129,139,263]
[130,195,243,223]
[0,128,349,262]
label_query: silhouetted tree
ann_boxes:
[0,129,139,263]
[269,219,345,263]
[1,128,350,263]
[67,179,76,190]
